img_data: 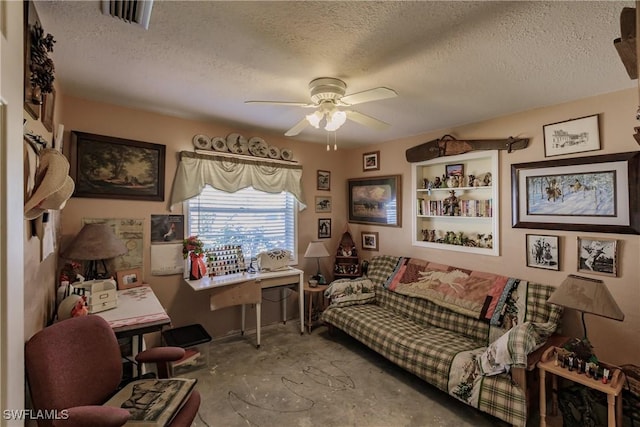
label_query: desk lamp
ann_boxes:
[304,241,330,285]
[61,223,127,280]
[548,274,624,343]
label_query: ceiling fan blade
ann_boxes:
[346,110,390,130]
[245,100,315,107]
[340,87,397,106]
[284,117,310,136]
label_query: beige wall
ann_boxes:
[346,88,640,366]
[53,88,639,365]
[58,95,348,342]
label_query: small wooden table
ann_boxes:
[538,346,625,427]
[304,283,328,334]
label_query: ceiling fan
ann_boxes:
[245,77,398,136]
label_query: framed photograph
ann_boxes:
[544,114,600,157]
[363,151,380,171]
[317,170,331,191]
[511,152,639,234]
[41,87,55,132]
[577,236,618,277]
[445,163,464,177]
[69,131,166,201]
[150,214,185,244]
[116,268,143,290]
[526,234,559,270]
[318,218,331,239]
[361,231,379,251]
[348,175,402,227]
[314,196,332,213]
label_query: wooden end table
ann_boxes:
[538,346,625,427]
[303,283,328,334]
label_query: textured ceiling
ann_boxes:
[35,1,635,148]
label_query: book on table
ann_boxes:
[104,377,196,426]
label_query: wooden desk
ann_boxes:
[186,268,304,348]
[538,346,625,427]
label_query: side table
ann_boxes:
[538,346,625,427]
[303,283,328,334]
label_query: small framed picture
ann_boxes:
[116,268,143,290]
[317,170,330,191]
[315,196,332,213]
[445,163,464,177]
[361,231,379,251]
[543,114,600,157]
[577,236,618,277]
[363,151,380,171]
[318,218,331,239]
[526,234,559,270]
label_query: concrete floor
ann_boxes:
[181,322,526,427]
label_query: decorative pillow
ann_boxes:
[257,249,291,271]
[324,278,375,307]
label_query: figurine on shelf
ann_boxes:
[441,174,448,188]
[433,176,442,188]
[483,172,492,186]
[468,174,481,187]
[443,190,459,216]
[422,178,430,189]
[446,175,459,189]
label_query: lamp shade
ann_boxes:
[548,274,624,321]
[304,241,329,258]
[61,223,127,261]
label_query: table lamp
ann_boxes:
[304,241,330,285]
[547,274,624,343]
[61,223,127,280]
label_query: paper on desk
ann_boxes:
[151,244,184,275]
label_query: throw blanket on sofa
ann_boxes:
[390,258,513,321]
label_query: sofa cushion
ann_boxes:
[324,278,375,307]
[365,255,402,287]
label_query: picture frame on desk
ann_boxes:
[116,268,143,290]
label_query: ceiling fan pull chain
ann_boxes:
[326,133,330,151]
[334,132,337,151]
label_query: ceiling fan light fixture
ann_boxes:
[305,110,323,128]
[325,109,347,131]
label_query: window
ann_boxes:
[186,186,298,263]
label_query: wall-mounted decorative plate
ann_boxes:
[268,146,280,159]
[192,134,211,150]
[226,133,248,154]
[281,149,293,161]
[211,137,227,152]
[248,137,268,157]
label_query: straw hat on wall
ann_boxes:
[24,148,74,220]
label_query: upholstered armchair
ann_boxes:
[25,315,201,427]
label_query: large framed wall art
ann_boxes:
[69,131,166,201]
[511,151,639,234]
[348,175,402,227]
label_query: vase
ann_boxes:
[189,253,207,280]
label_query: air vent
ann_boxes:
[101,0,154,30]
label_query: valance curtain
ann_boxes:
[169,151,306,211]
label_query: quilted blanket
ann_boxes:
[389,258,511,321]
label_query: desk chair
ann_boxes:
[25,315,201,427]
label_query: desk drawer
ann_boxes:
[258,275,300,289]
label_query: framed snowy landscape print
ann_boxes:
[511,152,640,234]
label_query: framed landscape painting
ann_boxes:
[512,152,639,234]
[348,175,402,227]
[69,131,166,201]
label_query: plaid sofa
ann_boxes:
[321,255,562,426]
